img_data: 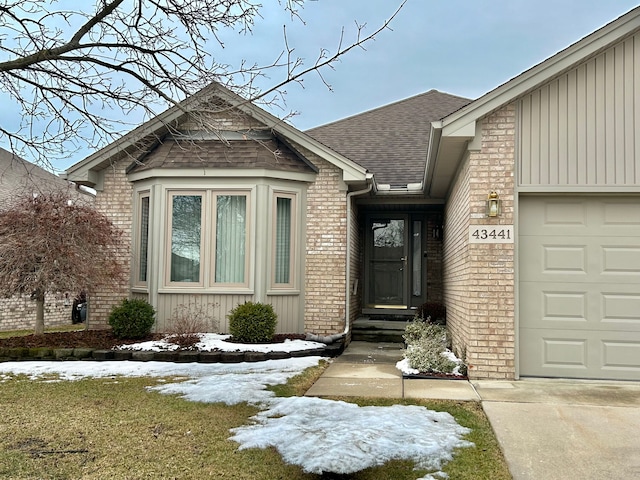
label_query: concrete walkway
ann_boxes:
[306,341,640,480]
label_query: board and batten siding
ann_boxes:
[519,31,640,188]
[149,293,302,334]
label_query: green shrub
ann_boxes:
[228,302,277,343]
[108,298,156,339]
[403,317,451,348]
[403,319,460,374]
[405,338,458,374]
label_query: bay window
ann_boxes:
[169,193,203,283]
[214,194,247,284]
[136,192,150,285]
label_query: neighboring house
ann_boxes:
[66,6,640,381]
[0,147,89,330]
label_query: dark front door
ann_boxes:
[363,212,435,314]
[366,216,409,309]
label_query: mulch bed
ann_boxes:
[0,330,308,351]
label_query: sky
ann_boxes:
[1,0,638,172]
[0,336,472,480]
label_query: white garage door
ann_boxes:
[519,196,640,380]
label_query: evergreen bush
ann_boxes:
[108,298,156,339]
[403,317,461,374]
[228,302,277,343]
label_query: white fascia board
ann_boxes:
[127,168,317,184]
[442,120,476,139]
[440,7,640,135]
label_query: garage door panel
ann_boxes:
[602,245,640,279]
[601,293,640,326]
[520,197,640,236]
[519,329,640,380]
[519,196,640,381]
[520,237,588,282]
[519,199,588,235]
[601,198,640,227]
[520,237,640,284]
[521,282,640,331]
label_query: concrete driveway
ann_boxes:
[474,379,640,480]
[306,342,640,479]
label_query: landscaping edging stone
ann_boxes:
[0,341,344,364]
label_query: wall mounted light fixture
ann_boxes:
[486,191,501,217]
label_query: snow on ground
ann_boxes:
[0,340,473,479]
[117,332,326,353]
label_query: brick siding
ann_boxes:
[303,153,348,336]
[87,160,133,329]
[444,104,516,380]
[0,294,75,331]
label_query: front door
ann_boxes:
[365,215,411,309]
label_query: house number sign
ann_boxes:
[468,225,514,243]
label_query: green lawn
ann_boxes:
[0,323,85,339]
[0,363,511,479]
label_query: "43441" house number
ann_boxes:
[468,225,514,243]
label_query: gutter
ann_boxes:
[306,176,373,344]
[423,121,443,198]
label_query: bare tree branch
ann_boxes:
[0,0,405,167]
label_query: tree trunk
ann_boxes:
[34,291,45,335]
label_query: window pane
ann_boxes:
[275,197,292,284]
[215,195,246,283]
[138,196,150,282]
[170,195,201,282]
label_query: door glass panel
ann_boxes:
[412,220,422,296]
[370,219,406,307]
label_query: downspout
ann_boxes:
[306,177,373,344]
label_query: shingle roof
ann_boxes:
[306,90,472,187]
[128,138,316,175]
[0,147,74,207]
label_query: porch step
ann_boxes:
[351,317,410,343]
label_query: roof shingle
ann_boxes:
[306,90,472,187]
[128,138,316,175]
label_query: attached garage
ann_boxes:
[519,196,640,380]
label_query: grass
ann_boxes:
[0,324,85,339]
[0,353,510,479]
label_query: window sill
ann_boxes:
[267,289,300,296]
[158,287,254,295]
